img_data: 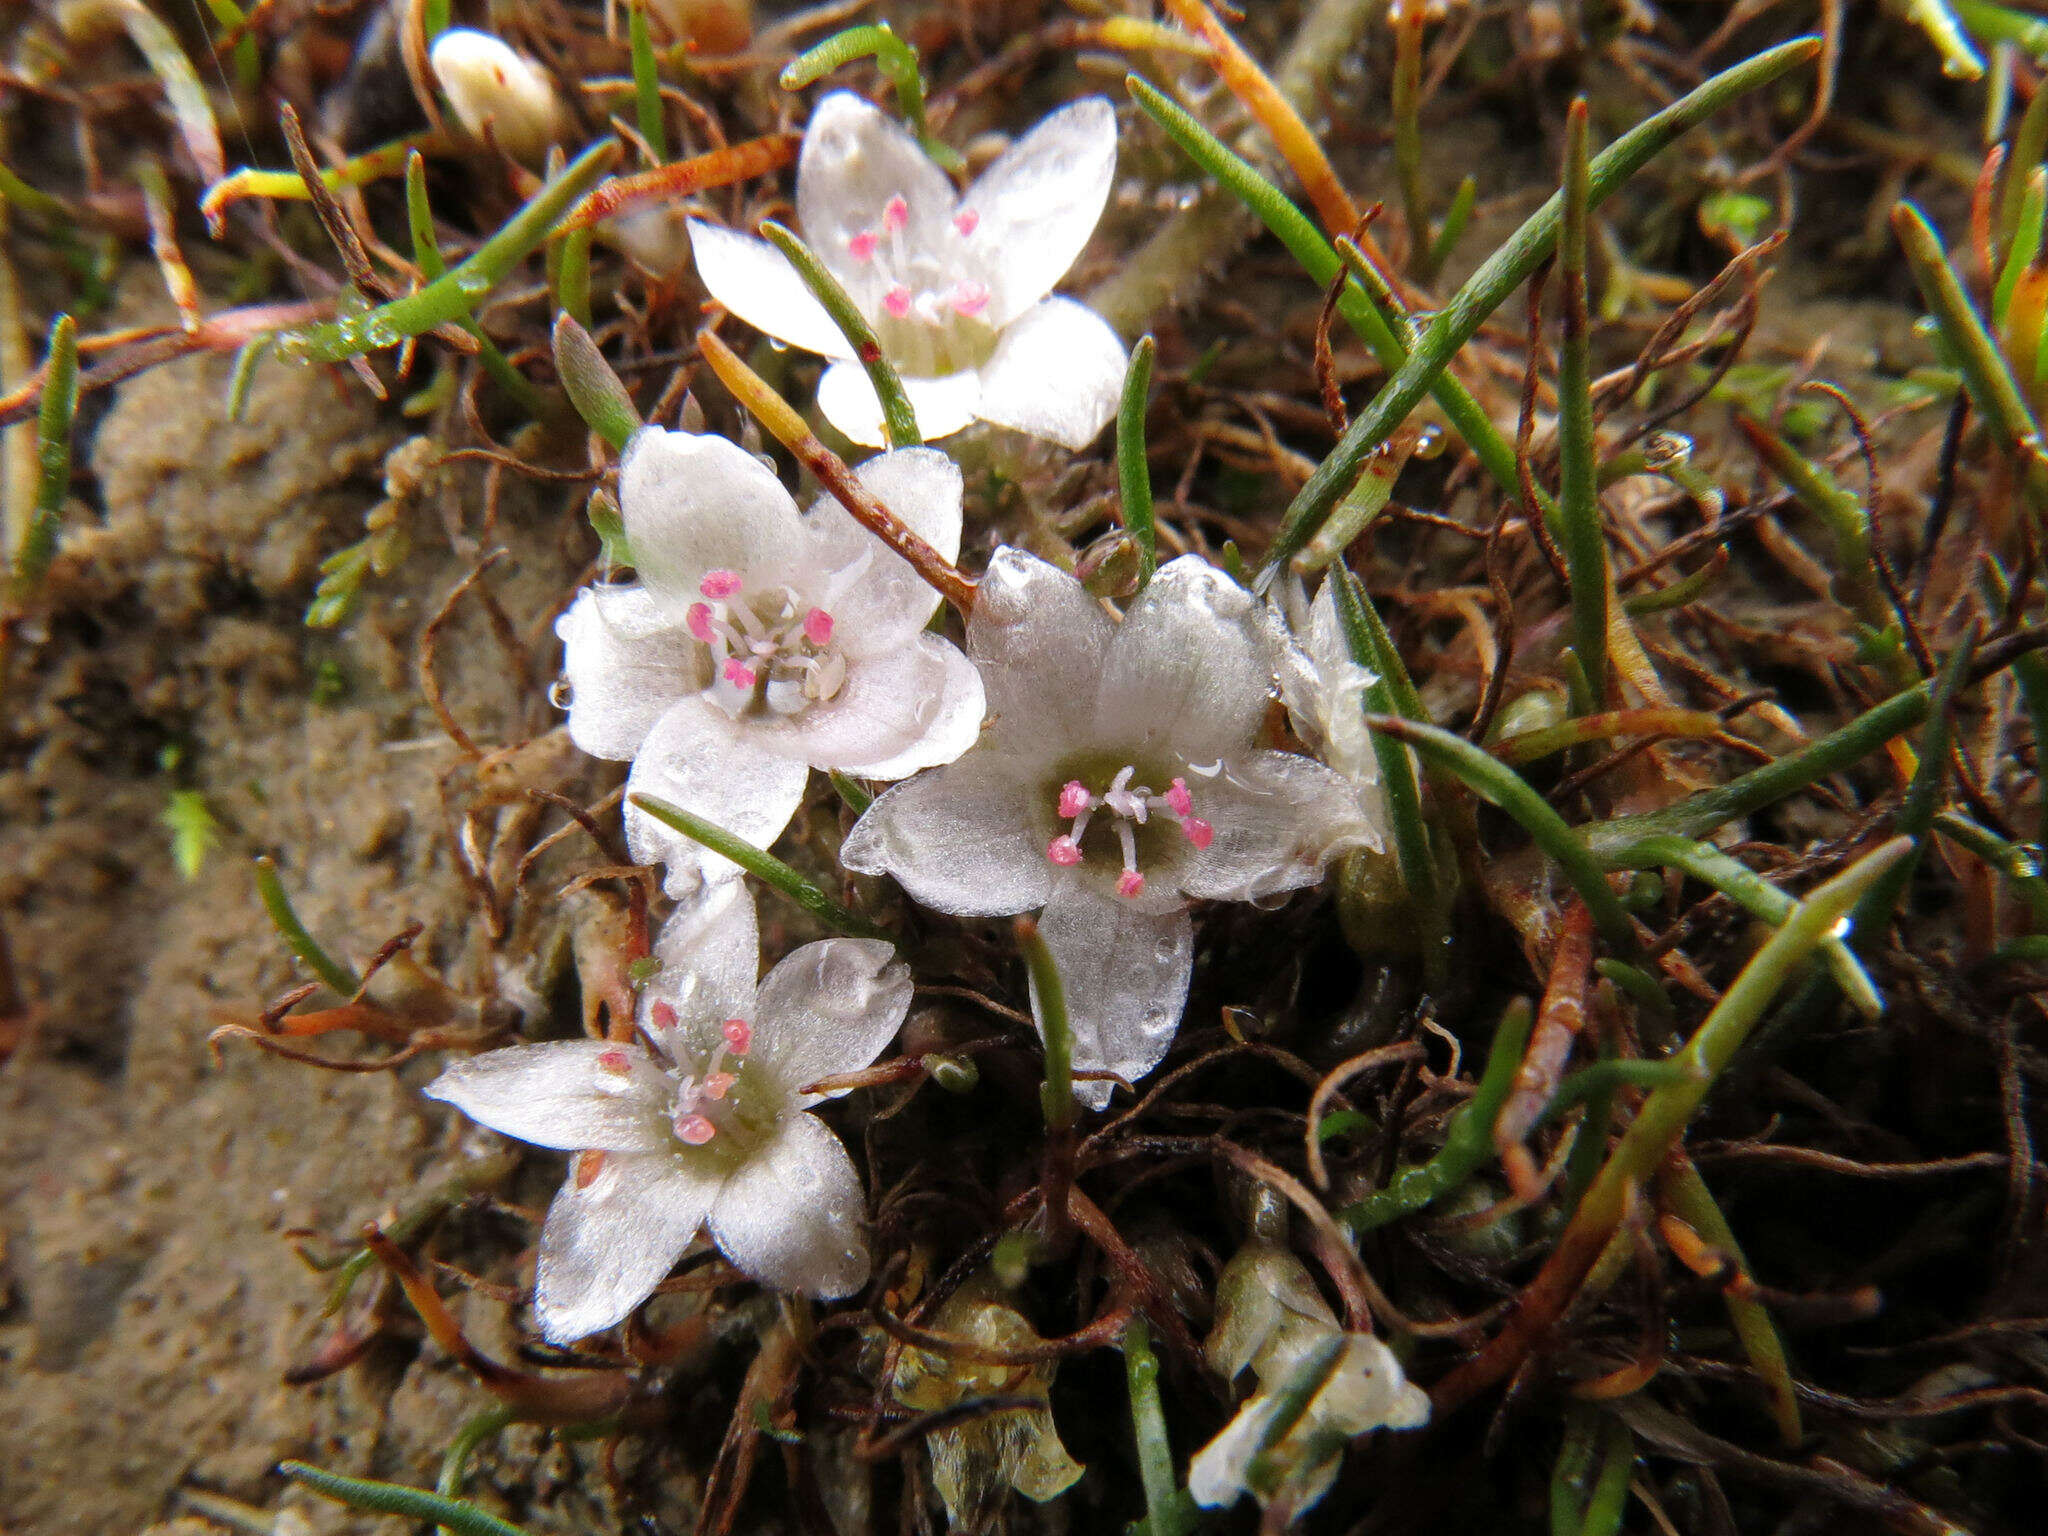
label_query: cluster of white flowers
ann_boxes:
[425,86,1421,1474]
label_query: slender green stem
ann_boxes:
[628,0,669,163]
[1550,1409,1601,1536]
[1253,36,1823,584]
[254,855,361,996]
[630,794,893,941]
[552,313,641,452]
[760,221,919,447]
[1017,916,1076,1130]
[1933,809,2048,928]
[2001,62,2048,251]
[1659,1158,1801,1444]
[1118,336,1158,588]
[1979,556,2048,847]
[1364,714,1639,954]
[11,312,76,599]
[828,770,874,815]
[1994,168,2045,325]
[1586,838,1912,1209]
[437,1404,516,1515]
[280,1463,531,1536]
[1893,199,2048,501]
[1585,682,1934,854]
[277,140,618,364]
[1600,833,1879,1016]
[1338,999,1534,1232]
[1536,1058,1697,1128]
[1390,8,1431,280]
[1331,567,1437,928]
[1426,175,1477,274]
[780,24,961,170]
[1954,0,2048,57]
[554,224,594,331]
[201,0,261,97]
[1123,1318,1195,1536]
[1558,99,1608,704]
[1128,75,1530,523]
[1580,1416,1636,1536]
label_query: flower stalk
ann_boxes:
[1117,336,1159,588]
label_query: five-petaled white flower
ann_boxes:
[1188,1241,1429,1514]
[688,91,1128,449]
[557,427,984,898]
[841,550,1376,1107]
[424,885,911,1341]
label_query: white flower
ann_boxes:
[557,427,984,898]
[428,29,565,162]
[1276,578,1390,823]
[1188,1242,1429,1515]
[841,551,1375,1107]
[688,91,1128,449]
[424,885,912,1341]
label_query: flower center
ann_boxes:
[1045,764,1214,899]
[841,192,998,376]
[636,1007,776,1160]
[686,568,848,720]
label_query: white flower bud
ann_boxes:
[428,28,564,163]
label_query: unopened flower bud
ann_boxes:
[429,29,564,163]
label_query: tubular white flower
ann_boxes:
[424,886,912,1341]
[842,551,1378,1107]
[1189,1243,1430,1514]
[688,91,1127,449]
[1275,579,1392,828]
[556,427,983,897]
[428,29,565,162]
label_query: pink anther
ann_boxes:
[1047,835,1083,867]
[953,208,979,237]
[1165,777,1194,818]
[721,1018,752,1054]
[848,230,879,261]
[699,569,742,598]
[1116,870,1147,899]
[803,607,835,646]
[1057,780,1092,818]
[701,1071,735,1101]
[881,194,909,233]
[649,1000,679,1030]
[883,284,913,319]
[722,658,758,689]
[573,1150,607,1189]
[949,280,990,318]
[676,1114,717,1145]
[597,1048,632,1075]
[686,602,715,643]
[1184,817,1215,850]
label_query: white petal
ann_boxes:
[710,1110,871,1296]
[1317,1335,1432,1435]
[1032,886,1191,1110]
[1302,580,1384,787]
[797,91,958,296]
[1179,750,1379,903]
[425,1041,670,1152]
[968,547,1114,757]
[688,220,856,359]
[961,98,1119,327]
[766,635,984,780]
[816,361,981,448]
[974,298,1126,449]
[640,881,761,1052]
[749,937,912,1098]
[533,1150,719,1342]
[839,749,1051,917]
[554,583,692,761]
[801,447,963,647]
[1187,1395,1278,1509]
[618,427,807,611]
[1094,555,1273,764]
[624,697,811,897]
